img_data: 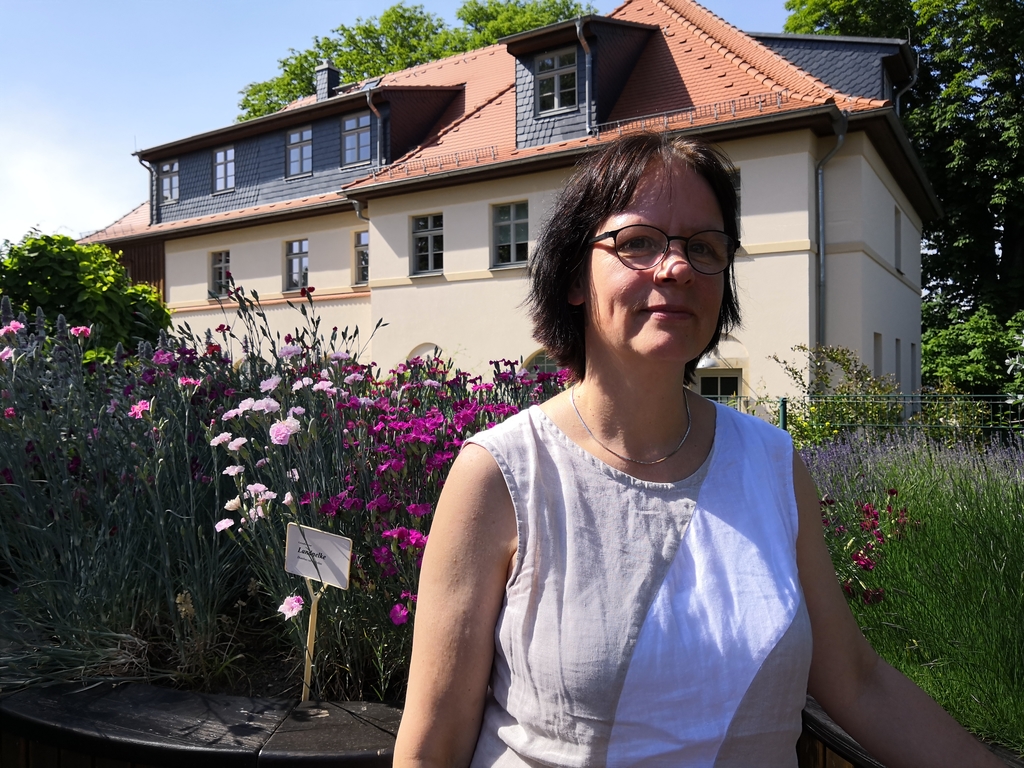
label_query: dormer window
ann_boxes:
[159,161,179,203]
[343,112,371,166]
[536,48,577,114]
[287,127,313,177]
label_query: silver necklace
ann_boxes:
[570,385,691,466]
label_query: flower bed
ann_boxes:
[0,289,565,701]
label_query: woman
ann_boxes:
[394,133,1001,767]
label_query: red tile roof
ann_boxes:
[88,0,894,242]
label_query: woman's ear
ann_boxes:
[567,264,587,306]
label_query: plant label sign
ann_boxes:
[284,523,352,590]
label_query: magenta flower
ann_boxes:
[215,518,234,532]
[389,604,409,625]
[152,349,174,365]
[69,326,91,338]
[129,400,151,419]
[278,595,304,619]
[406,503,431,518]
[4,407,15,419]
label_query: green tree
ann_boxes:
[784,0,1024,325]
[237,0,591,121]
[920,298,1024,394]
[0,233,170,351]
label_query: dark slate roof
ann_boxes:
[751,33,911,100]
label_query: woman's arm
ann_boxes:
[393,444,519,768]
[794,455,1004,768]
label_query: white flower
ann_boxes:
[227,437,248,451]
[260,375,282,392]
[224,496,242,511]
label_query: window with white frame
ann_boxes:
[210,251,230,296]
[159,161,179,203]
[698,371,741,402]
[343,113,371,166]
[524,350,560,373]
[493,202,529,266]
[354,230,369,284]
[536,48,577,113]
[287,127,312,177]
[285,239,309,291]
[214,147,235,192]
[412,214,443,273]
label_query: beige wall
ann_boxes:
[159,129,924,395]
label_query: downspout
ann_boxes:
[352,199,369,222]
[575,19,593,135]
[893,53,918,118]
[815,110,848,349]
[136,156,157,225]
[366,90,384,167]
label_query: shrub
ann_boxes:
[0,232,170,355]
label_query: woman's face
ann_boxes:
[569,160,726,374]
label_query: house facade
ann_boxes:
[83,0,938,399]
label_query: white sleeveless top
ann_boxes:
[465,403,812,767]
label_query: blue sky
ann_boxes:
[0,0,790,245]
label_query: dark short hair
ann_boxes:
[527,132,741,384]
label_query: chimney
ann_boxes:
[315,61,340,102]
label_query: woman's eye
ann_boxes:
[620,236,658,252]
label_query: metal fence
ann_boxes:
[706,394,1024,442]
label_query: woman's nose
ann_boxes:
[655,242,694,280]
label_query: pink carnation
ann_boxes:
[129,400,151,419]
[214,518,234,532]
[209,432,232,447]
[69,326,91,338]
[278,595,304,618]
[228,437,248,452]
[269,417,301,446]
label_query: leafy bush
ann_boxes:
[0,289,566,700]
[766,344,901,447]
[0,232,170,355]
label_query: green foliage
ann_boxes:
[237,0,592,120]
[767,344,900,447]
[0,232,170,352]
[921,299,1024,394]
[784,0,1024,324]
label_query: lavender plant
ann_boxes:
[805,433,1024,754]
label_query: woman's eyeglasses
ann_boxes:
[588,225,738,274]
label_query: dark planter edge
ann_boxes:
[0,682,400,767]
